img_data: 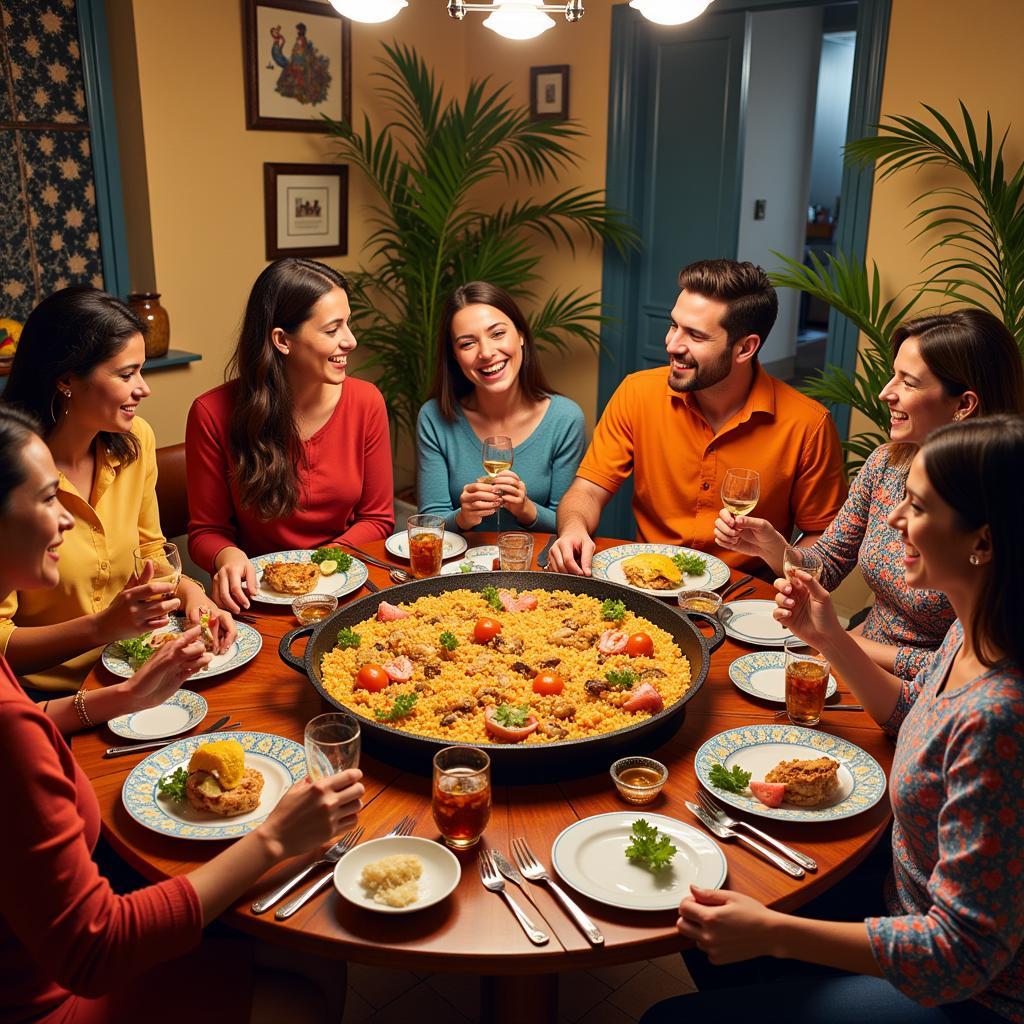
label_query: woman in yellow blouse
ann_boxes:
[0,287,235,693]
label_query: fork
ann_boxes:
[251,827,365,914]
[696,791,817,872]
[685,801,805,878]
[511,837,603,945]
[275,815,416,920]
[479,849,549,945]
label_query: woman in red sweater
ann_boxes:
[0,406,364,1023]
[187,258,394,613]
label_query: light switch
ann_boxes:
[754,199,766,220]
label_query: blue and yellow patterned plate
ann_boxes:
[121,731,306,841]
[729,651,838,705]
[249,549,368,605]
[102,620,263,680]
[694,724,886,823]
[108,688,208,740]
[591,543,730,597]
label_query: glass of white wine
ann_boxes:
[304,712,361,781]
[783,545,824,582]
[721,468,760,517]
[133,540,182,599]
[482,434,513,530]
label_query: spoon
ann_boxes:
[389,568,414,584]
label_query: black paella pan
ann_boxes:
[279,571,724,781]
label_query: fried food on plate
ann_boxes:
[185,739,264,817]
[764,756,840,807]
[622,554,682,591]
[262,561,318,595]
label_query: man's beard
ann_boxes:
[667,348,733,393]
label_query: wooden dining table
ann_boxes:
[75,534,894,1022]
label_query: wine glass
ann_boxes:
[783,545,824,582]
[482,435,513,530]
[720,468,760,517]
[305,713,361,781]
[134,541,182,597]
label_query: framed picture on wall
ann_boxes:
[530,65,569,121]
[244,0,351,131]
[264,162,349,259]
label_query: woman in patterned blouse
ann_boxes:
[715,309,1023,677]
[645,415,1024,1024]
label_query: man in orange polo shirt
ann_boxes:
[548,259,846,575]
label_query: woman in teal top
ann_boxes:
[417,282,585,533]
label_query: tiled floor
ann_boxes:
[338,955,697,1023]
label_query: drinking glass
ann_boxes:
[720,468,760,517]
[783,545,824,582]
[784,641,830,727]
[407,513,445,578]
[304,712,361,780]
[498,532,534,571]
[482,435,513,530]
[134,541,181,597]
[432,745,491,849]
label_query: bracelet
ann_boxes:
[179,574,207,595]
[73,689,94,729]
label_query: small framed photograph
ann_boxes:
[530,65,569,121]
[244,0,351,132]
[264,162,348,259]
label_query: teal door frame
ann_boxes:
[599,0,892,538]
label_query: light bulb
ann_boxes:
[329,0,408,23]
[629,0,712,26]
[482,1,556,39]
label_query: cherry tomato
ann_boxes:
[355,663,389,692]
[473,617,503,643]
[532,670,565,696]
[625,632,654,658]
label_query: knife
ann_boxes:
[685,801,804,878]
[536,534,556,569]
[491,848,536,903]
[719,574,754,600]
[336,542,400,572]
[104,713,232,758]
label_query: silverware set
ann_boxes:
[483,838,604,946]
[103,713,241,758]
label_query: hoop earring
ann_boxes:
[969,554,980,566]
[50,388,70,424]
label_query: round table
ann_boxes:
[76,534,893,1022]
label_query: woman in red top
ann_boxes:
[187,258,394,612]
[0,406,364,1023]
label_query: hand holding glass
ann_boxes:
[721,469,760,517]
[134,541,181,598]
[482,435,513,529]
[783,545,824,582]
[305,713,361,780]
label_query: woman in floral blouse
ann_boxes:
[715,309,1023,676]
[645,415,1024,1024]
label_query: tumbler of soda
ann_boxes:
[432,745,491,849]
[408,514,445,578]
[784,641,830,727]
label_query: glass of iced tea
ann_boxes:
[784,641,830,727]
[407,514,445,578]
[432,745,491,849]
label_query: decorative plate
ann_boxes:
[439,545,499,575]
[333,836,461,914]
[102,620,263,680]
[729,651,837,704]
[385,531,468,561]
[121,730,306,840]
[249,549,368,605]
[107,689,208,740]
[590,544,730,597]
[551,811,727,911]
[721,599,803,647]
[694,724,887,823]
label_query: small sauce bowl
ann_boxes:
[291,592,338,625]
[610,756,668,805]
[677,589,723,617]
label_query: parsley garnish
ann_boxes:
[673,552,707,576]
[708,761,752,794]
[600,598,626,623]
[481,585,503,611]
[311,547,353,571]
[439,631,459,651]
[157,767,189,803]
[375,692,419,722]
[494,703,530,728]
[625,818,677,871]
[605,667,638,690]
[336,627,361,650]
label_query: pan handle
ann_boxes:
[279,624,314,674]
[684,611,726,654]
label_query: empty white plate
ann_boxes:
[385,531,468,562]
[108,689,208,740]
[722,599,804,647]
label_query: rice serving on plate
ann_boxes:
[361,854,423,907]
[320,588,690,745]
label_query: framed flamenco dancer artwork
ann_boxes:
[244,0,352,131]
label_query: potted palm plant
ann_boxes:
[771,103,1024,472]
[321,42,639,487]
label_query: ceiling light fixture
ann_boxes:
[628,0,713,26]
[447,1,584,41]
[329,0,408,23]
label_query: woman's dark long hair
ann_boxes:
[227,258,349,519]
[430,282,554,422]
[920,414,1024,667]
[0,406,42,516]
[3,286,145,466]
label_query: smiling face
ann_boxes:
[879,337,969,444]
[665,290,741,394]
[450,303,524,395]
[0,434,74,592]
[273,285,356,385]
[64,332,150,435]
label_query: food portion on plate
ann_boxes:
[157,739,266,818]
[250,549,368,606]
[360,854,423,907]
[708,755,840,809]
[320,587,691,745]
[621,554,682,591]
[262,561,320,595]
[590,543,730,597]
